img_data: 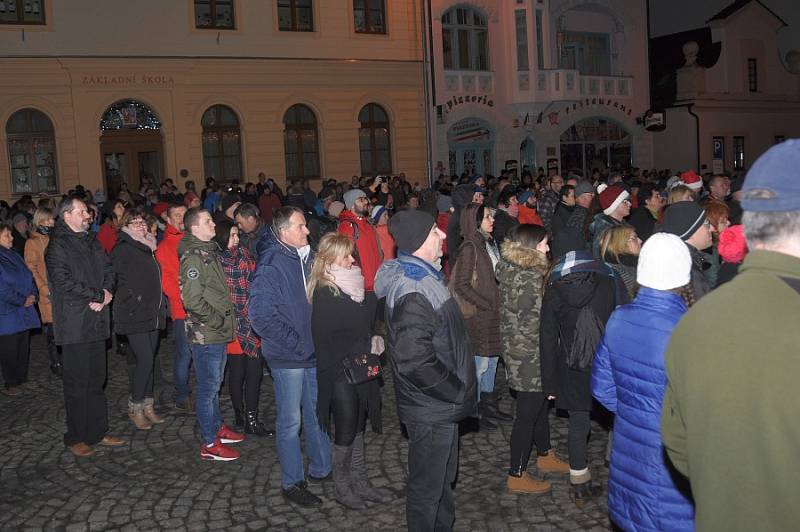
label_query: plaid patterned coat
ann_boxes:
[219,246,260,357]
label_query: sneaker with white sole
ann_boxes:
[200,438,240,461]
[216,424,245,444]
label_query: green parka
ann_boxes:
[496,239,549,392]
[178,233,234,345]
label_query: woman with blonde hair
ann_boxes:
[667,185,694,204]
[309,232,391,510]
[599,225,642,299]
[24,207,60,376]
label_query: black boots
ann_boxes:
[47,341,62,377]
[244,410,274,437]
[481,392,513,421]
[233,407,245,430]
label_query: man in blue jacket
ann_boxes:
[375,210,477,532]
[249,206,331,508]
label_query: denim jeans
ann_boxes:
[405,422,459,532]
[474,356,498,398]
[192,343,227,445]
[173,319,193,402]
[271,367,331,488]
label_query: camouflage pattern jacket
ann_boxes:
[178,233,234,345]
[496,239,549,392]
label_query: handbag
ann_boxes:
[341,352,382,385]
[449,241,479,319]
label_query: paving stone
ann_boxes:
[0,332,613,531]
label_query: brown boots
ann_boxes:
[143,397,166,425]
[129,400,152,430]
[537,449,570,474]
[129,398,166,430]
[506,470,551,494]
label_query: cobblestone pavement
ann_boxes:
[1,331,612,531]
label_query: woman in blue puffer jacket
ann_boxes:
[592,233,696,531]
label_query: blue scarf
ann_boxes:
[549,250,616,285]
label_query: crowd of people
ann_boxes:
[0,139,798,531]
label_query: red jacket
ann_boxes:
[97,223,118,254]
[258,193,282,224]
[154,224,186,320]
[338,209,382,291]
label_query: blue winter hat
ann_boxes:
[518,191,534,205]
[742,139,800,212]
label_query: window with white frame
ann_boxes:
[441,7,489,71]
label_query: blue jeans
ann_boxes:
[192,343,227,445]
[474,356,498,398]
[173,320,193,403]
[271,367,331,488]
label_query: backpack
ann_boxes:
[566,285,605,371]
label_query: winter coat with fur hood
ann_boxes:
[496,239,549,392]
[451,204,501,357]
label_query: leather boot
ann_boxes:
[477,401,498,431]
[333,444,366,510]
[233,406,245,429]
[537,448,569,474]
[506,467,551,495]
[47,336,62,377]
[128,399,152,431]
[351,432,394,503]
[481,392,513,421]
[143,397,166,424]
[571,481,602,508]
[244,410,274,437]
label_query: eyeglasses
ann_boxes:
[129,220,147,227]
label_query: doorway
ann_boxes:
[99,99,164,197]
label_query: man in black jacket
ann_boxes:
[375,210,477,532]
[45,197,124,457]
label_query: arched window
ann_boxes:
[283,104,320,179]
[358,103,391,176]
[441,6,489,71]
[201,105,242,182]
[6,109,58,194]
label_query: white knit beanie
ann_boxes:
[636,233,692,290]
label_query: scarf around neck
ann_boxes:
[121,226,157,251]
[329,264,365,303]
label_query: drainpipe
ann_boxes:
[421,0,436,186]
[687,103,701,170]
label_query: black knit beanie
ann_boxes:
[550,227,587,258]
[662,201,707,241]
[389,210,436,254]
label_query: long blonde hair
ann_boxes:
[306,232,355,303]
[599,225,636,262]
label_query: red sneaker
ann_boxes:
[217,424,245,444]
[200,438,240,461]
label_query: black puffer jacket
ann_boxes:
[540,271,618,411]
[375,254,477,424]
[110,231,166,335]
[45,220,114,345]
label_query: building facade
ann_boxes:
[427,0,654,179]
[0,0,427,200]
[651,0,800,174]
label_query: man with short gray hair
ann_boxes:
[661,139,800,531]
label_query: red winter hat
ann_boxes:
[152,202,170,217]
[680,170,703,191]
[718,224,747,264]
[597,184,630,215]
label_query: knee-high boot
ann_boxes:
[333,443,366,510]
[350,432,394,503]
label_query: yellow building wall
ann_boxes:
[0,57,427,200]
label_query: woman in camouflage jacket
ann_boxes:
[497,225,569,495]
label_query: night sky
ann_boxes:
[650,0,800,60]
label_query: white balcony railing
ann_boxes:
[443,70,494,94]
[530,69,633,101]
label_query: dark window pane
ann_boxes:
[215,4,234,28]
[371,104,387,123]
[277,4,292,30]
[6,108,58,194]
[442,28,453,69]
[354,9,366,32]
[6,110,28,133]
[297,7,313,30]
[457,29,470,69]
[368,9,384,33]
[358,106,370,123]
[219,106,238,126]
[360,150,372,175]
[201,108,216,127]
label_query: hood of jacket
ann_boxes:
[459,203,484,241]
[500,239,549,272]
[178,232,219,257]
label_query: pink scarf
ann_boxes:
[329,264,365,303]
[121,226,157,252]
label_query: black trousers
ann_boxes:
[127,330,159,402]
[405,422,459,532]
[227,354,263,412]
[509,391,551,471]
[0,330,30,389]
[567,410,591,471]
[331,378,360,446]
[62,340,109,446]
